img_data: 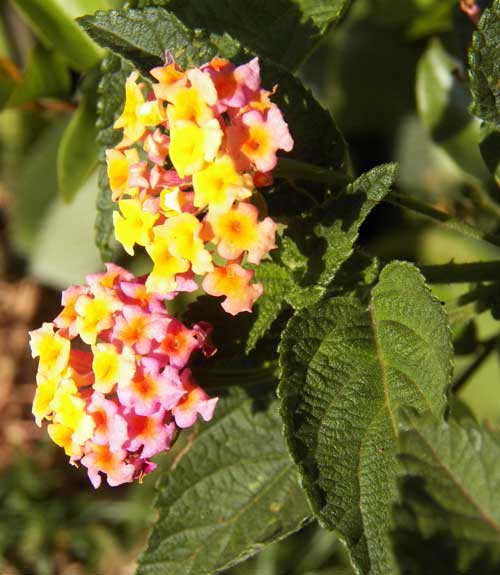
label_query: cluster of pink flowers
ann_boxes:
[30,55,294,488]
[29,264,217,488]
[106,54,293,314]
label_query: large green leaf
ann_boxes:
[57,70,100,203]
[127,0,353,70]
[136,386,311,575]
[416,39,490,182]
[10,0,110,71]
[246,164,396,352]
[279,261,453,574]
[394,411,500,574]
[470,0,500,128]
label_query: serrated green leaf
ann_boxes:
[394,411,500,573]
[57,70,100,203]
[470,0,500,128]
[127,0,353,70]
[246,262,295,354]
[136,386,311,575]
[11,0,107,71]
[78,8,242,74]
[416,39,489,181]
[247,165,396,352]
[279,261,453,575]
[93,53,133,260]
[284,163,396,289]
[5,44,71,109]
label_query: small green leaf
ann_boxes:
[5,44,71,109]
[127,0,353,70]
[470,0,500,128]
[11,0,106,71]
[246,262,295,354]
[416,38,489,181]
[279,261,453,574]
[136,387,311,575]
[247,165,396,351]
[394,411,500,573]
[57,70,100,203]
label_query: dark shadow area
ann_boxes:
[393,476,500,575]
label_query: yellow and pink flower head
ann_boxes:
[107,55,294,315]
[29,264,217,488]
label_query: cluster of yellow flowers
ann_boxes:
[106,54,293,314]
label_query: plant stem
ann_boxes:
[386,192,500,250]
[275,158,352,188]
[277,158,500,251]
[447,283,500,309]
[420,261,500,284]
[445,283,499,325]
[452,335,499,393]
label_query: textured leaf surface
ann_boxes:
[57,70,99,202]
[128,0,353,70]
[394,411,500,573]
[470,0,500,128]
[136,387,310,575]
[94,53,133,260]
[78,8,242,74]
[309,163,396,287]
[246,165,396,351]
[279,261,452,574]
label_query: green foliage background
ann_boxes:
[1,0,500,574]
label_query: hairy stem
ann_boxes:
[452,335,499,393]
[386,192,500,250]
[420,262,500,284]
[277,158,500,251]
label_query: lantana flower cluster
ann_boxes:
[106,55,293,315]
[29,264,217,488]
